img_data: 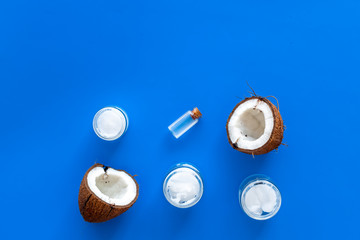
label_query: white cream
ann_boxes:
[164,167,203,208]
[93,107,128,140]
[244,183,278,215]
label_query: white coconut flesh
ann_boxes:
[228,99,274,150]
[87,167,137,206]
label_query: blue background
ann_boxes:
[1,0,359,239]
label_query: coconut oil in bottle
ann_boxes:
[168,107,202,138]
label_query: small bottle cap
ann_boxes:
[191,107,202,120]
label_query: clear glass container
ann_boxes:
[239,174,281,220]
[93,106,129,141]
[163,163,204,208]
[168,107,202,138]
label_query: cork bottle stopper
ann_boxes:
[191,107,202,120]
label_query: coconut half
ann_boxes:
[226,96,284,155]
[78,163,139,223]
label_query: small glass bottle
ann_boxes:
[93,106,129,141]
[239,174,281,220]
[163,163,204,208]
[168,107,202,138]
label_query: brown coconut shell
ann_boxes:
[78,163,139,223]
[226,96,284,155]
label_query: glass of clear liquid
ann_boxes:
[239,174,281,220]
[168,108,202,138]
[163,163,204,208]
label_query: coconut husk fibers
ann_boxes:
[78,163,139,223]
[226,96,284,155]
